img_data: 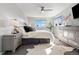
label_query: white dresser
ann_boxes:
[2,33,22,52]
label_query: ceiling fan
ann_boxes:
[41,6,53,13]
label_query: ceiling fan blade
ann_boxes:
[44,9,53,11]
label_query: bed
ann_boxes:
[22,26,52,38]
[23,30,52,38]
[22,30,53,45]
[23,30,53,38]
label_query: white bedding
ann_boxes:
[23,30,53,39]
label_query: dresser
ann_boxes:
[2,33,22,52]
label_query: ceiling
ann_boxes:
[0,3,76,20]
[16,3,76,17]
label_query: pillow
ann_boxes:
[24,26,35,32]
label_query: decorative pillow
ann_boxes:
[24,26,35,32]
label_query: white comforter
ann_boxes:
[23,30,53,39]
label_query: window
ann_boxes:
[34,19,46,27]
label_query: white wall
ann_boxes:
[0,4,25,20]
[66,18,79,26]
[0,3,28,27]
[0,3,29,35]
[54,4,76,26]
[27,17,54,31]
[54,7,73,26]
[54,4,79,26]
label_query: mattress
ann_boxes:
[23,30,53,39]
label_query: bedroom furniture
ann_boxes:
[22,36,50,45]
[2,33,22,52]
[54,26,79,49]
[21,30,52,45]
[23,30,52,45]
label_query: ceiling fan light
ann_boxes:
[41,10,44,13]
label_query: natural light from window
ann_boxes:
[34,19,46,27]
